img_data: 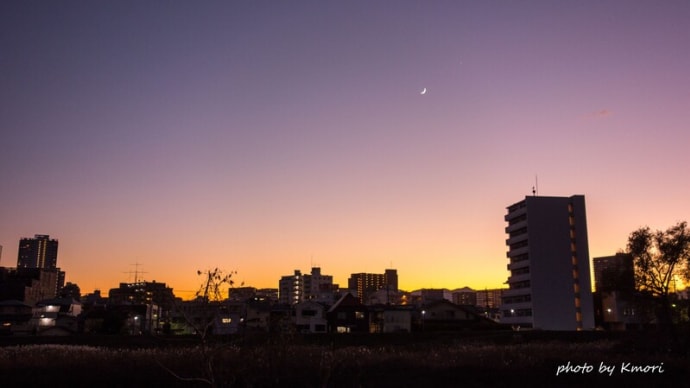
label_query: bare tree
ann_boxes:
[159,268,238,387]
[190,268,237,343]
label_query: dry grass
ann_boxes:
[0,335,687,387]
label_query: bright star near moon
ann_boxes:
[420,88,427,95]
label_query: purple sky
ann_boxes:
[1,1,689,297]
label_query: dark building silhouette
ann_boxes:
[592,253,639,330]
[16,234,65,296]
[502,195,595,330]
[348,269,398,304]
[108,281,176,312]
[17,234,58,269]
[593,253,635,292]
[0,267,59,306]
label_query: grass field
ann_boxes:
[0,331,688,387]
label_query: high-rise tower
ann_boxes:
[501,195,594,330]
[16,234,63,298]
[17,234,58,269]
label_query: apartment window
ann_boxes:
[511,280,531,289]
[512,267,530,276]
[509,227,528,238]
[508,201,526,213]
[510,240,529,250]
[508,214,527,225]
[506,308,533,317]
[513,253,529,262]
[504,294,531,304]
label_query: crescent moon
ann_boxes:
[420,88,427,95]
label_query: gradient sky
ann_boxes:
[1,1,689,299]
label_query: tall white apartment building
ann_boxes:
[502,195,594,330]
[278,267,336,305]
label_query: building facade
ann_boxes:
[17,235,58,269]
[475,288,504,309]
[501,195,594,330]
[278,267,336,305]
[16,235,64,296]
[592,253,635,292]
[0,268,59,306]
[348,269,398,304]
[592,253,639,330]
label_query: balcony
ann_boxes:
[507,273,531,284]
[502,287,532,298]
[505,219,528,234]
[506,246,529,258]
[504,205,527,221]
[507,259,530,271]
[506,234,528,246]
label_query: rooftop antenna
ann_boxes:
[310,255,320,269]
[532,175,539,196]
[123,262,147,283]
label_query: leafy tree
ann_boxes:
[627,221,690,340]
[58,282,81,301]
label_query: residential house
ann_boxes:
[419,299,502,331]
[32,297,82,335]
[369,304,413,333]
[0,300,32,335]
[327,293,368,333]
[294,300,327,333]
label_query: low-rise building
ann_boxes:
[419,299,502,331]
[294,300,327,333]
[0,300,32,335]
[32,297,82,335]
[327,293,368,333]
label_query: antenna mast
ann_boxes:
[123,262,147,283]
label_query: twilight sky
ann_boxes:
[1,1,689,298]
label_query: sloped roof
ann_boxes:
[36,297,81,307]
[327,292,361,313]
[0,299,32,307]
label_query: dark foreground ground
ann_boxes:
[1,331,688,387]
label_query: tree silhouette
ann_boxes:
[58,282,81,301]
[159,268,238,387]
[627,221,690,344]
